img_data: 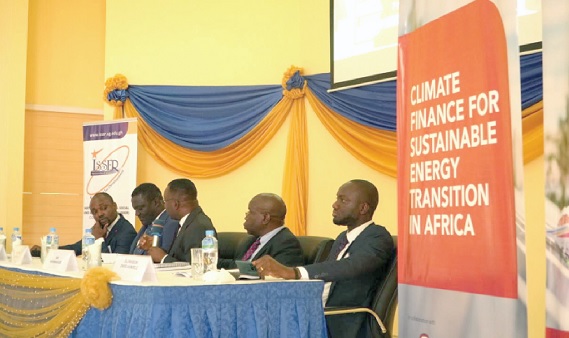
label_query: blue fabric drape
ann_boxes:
[124,53,542,153]
[305,73,398,131]
[128,84,282,151]
[520,52,543,110]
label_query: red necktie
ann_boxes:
[241,237,261,261]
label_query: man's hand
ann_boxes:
[91,221,108,239]
[137,234,152,251]
[252,256,296,280]
[148,247,167,263]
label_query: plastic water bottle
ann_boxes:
[0,227,6,249]
[81,229,96,270]
[149,219,165,248]
[45,227,59,255]
[201,230,218,272]
[11,227,22,247]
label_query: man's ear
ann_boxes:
[360,202,370,215]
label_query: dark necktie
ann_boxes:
[167,223,182,254]
[328,232,348,261]
[241,237,261,261]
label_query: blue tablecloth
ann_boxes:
[71,281,328,338]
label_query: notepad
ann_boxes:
[153,261,190,271]
[235,260,260,280]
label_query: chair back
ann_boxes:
[217,232,249,259]
[296,236,335,265]
[370,235,398,338]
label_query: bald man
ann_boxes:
[218,193,304,270]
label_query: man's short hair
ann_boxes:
[131,183,163,201]
[349,179,379,215]
[168,178,197,200]
[93,192,114,203]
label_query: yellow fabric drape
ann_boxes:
[281,97,308,235]
[0,267,117,337]
[521,101,543,163]
[306,87,398,178]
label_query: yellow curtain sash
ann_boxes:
[0,267,117,337]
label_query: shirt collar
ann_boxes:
[346,220,373,243]
[106,214,121,234]
[259,225,285,245]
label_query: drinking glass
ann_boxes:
[191,248,204,280]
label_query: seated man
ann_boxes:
[60,192,137,255]
[253,180,394,338]
[218,193,304,269]
[129,183,179,255]
[148,178,216,263]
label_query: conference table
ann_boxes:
[0,257,328,338]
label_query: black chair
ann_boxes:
[217,232,248,260]
[296,235,334,265]
[324,235,398,338]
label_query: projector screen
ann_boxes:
[330,0,542,91]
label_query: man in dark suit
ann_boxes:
[253,179,394,338]
[59,192,137,255]
[218,193,304,269]
[148,178,216,263]
[129,183,179,255]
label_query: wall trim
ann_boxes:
[25,104,104,115]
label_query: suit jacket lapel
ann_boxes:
[180,206,202,233]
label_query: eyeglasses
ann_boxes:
[163,198,176,204]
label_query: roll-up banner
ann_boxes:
[397,1,527,337]
[82,118,137,230]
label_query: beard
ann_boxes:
[333,214,357,226]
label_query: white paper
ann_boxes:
[0,246,7,261]
[112,255,157,282]
[11,245,32,265]
[42,249,79,272]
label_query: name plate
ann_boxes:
[0,246,7,261]
[112,255,157,282]
[11,245,32,265]
[42,249,79,272]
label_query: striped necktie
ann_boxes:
[241,237,261,261]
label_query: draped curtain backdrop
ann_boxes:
[106,53,543,235]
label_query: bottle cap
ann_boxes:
[85,228,92,234]
[205,230,214,236]
[13,227,19,231]
[50,227,56,232]
[0,227,3,231]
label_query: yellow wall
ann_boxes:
[524,156,546,338]
[0,0,28,251]
[104,0,398,239]
[26,0,105,108]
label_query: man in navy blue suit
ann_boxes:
[253,179,394,338]
[129,183,179,255]
[59,192,137,255]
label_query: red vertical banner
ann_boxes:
[398,0,516,297]
[397,1,526,337]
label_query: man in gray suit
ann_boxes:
[218,193,304,269]
[253,179,394,338]
[148,178,216,263]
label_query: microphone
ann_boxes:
[149,219,165,247]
